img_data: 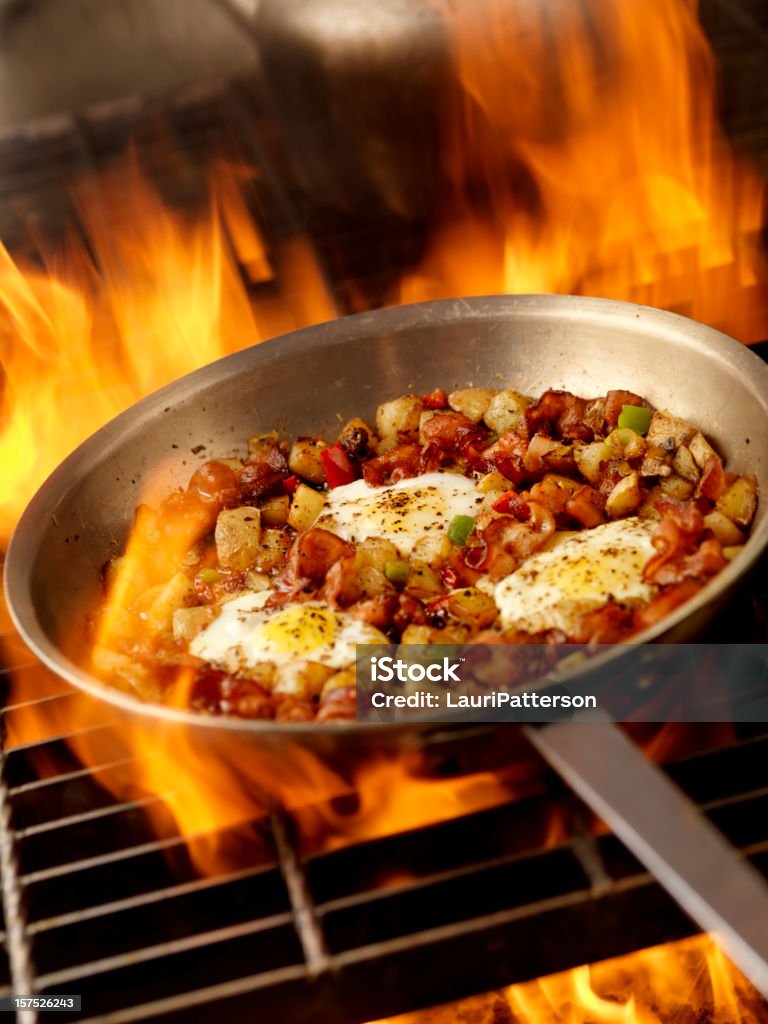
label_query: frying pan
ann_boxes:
[6,293,768,735]
[7,294,768,993]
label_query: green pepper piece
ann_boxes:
[384,559,410,586]
[617,404,652,435]
[197,568,221,585]
[448,514,476,547]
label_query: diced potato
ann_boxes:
[605,471,641,517]
[411,532,451,568]
[376,394,423,443]
[322,668,356,697]
[145,572,197,632]
[288,437,328,485]
[172,605,216,642]
[91,647,163,701]
[703,511,745,547]
[574,440,609,484]
[445,587,498,629]
[689,431,717,470]
[273,660,335,698]
[215,507,262,570]
[723,545,746,562]
[448,387,498,423]
[243,571,270,592]
[261,493,290,527]
[404,559,444,599]
[637,485,663,521]
[355,537,400,570]
[623,433,647,460]
[248,430,279,454]
[660,475,694,500]
[646,410,697,449]
[287,483,326,532]
[716,475,758,528]
[639,448,673,478]
[254,528,293,572]
[234,661,276,689]
[605,428,638,456]
[419,409,441,443]
[358,566,395,598]
[484,390,531,434]
[476,470,510,493]
[672,445,700,483]
[401,624,432,645]
[337,417,376,459]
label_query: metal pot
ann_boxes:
[5,295,768,756]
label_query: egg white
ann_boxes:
[490,517,658,635]
[190,590,388,675]
[314,471,483,555]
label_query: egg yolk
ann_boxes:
[256,605,338,656]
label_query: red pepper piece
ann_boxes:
[422,388,449,410]
[321,444,358,488]
[283,474,299,495]
[492,489,517,514]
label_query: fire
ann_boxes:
[370,933,766,1023]
[0,155,336,539]
[400,0,767,342]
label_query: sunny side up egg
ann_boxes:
[486,517,658,636]
[190,591,388,676]
[314,472,484,554]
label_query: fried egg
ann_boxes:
[490,517,658,635]
[189,590,388,674]
[314,472,483,555]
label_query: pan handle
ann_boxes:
[524,712,768,998]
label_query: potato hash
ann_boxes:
[93,385,757,721]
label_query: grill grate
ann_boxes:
[1,653,768,1023]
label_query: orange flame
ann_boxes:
[370,933,766,1023]
[0,155,336,539]
[399,0,767,342]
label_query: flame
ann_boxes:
[0,154,335,539]
[370,933,766,1023]
[399,0,767,342]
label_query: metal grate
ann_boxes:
[0,647,767,1023]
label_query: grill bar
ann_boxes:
[0,743,37,1023]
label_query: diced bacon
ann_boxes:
[320,554,362,607]
[471,500,555,580]
[317,686,357,721]
[565,485,607,527]
[363,443,422,485]
[654,497,705,536]
[632,581,703,632]
[482,431,528,483]
[697,453,727,501]
[527,390,593,441]
[350,594,398,628]
[275,697,315,722]
[524,433,563,474]
[604,390,646,428]
[420,411,487,454]
[575,603,634,643]
[290,528,355,584]
[239,444,290,501]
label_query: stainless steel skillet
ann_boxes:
[7,294,768,992]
